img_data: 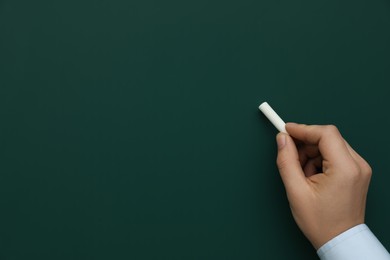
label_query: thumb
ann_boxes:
[276,133,307,193]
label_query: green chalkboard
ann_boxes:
[1,0,390,259]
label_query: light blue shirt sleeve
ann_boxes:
[317,224,390,260]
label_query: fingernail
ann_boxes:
[276,134,286,149]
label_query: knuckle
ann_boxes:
[361,161,373,177]
[345,161,373,182]
[345,162,362,180]
[324,124,339,135]
[276,156,289,170]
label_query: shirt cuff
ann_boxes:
[317,224,390,260]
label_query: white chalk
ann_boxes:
[258,102,287,133]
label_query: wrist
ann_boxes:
[310,222,365,250]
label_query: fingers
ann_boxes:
[276,133,308,193]
[286,123,355,170]
[343,140,372,177]
[297,143,320,167]
[303,156,322,177]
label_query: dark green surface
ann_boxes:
[1,0,390,259]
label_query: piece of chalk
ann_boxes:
[258,102,287,133]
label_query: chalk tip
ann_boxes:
[258,101,269,110]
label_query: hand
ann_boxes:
[276,123,372,249]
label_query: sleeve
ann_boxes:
[317,224,390,260]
